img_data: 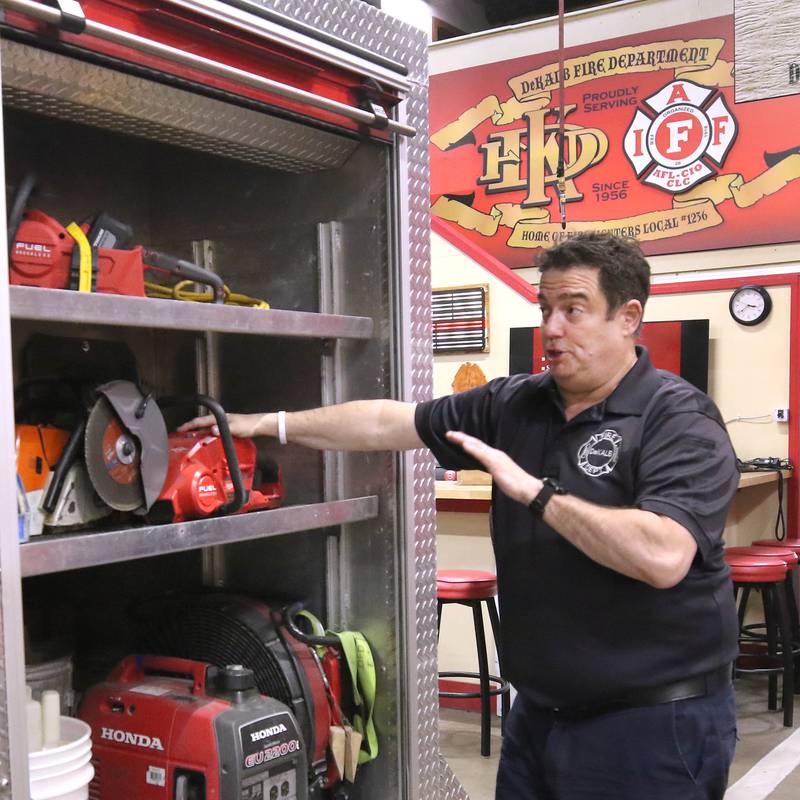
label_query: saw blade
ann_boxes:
[85,396,145,512]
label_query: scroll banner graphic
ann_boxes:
[430,34,799,250]
[431,39,730,151]
[432,154,800,249]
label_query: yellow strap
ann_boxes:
[293,611,379,765]
[66,223,93,293]
[336,631,378,764]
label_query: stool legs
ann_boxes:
[471,601,492,757]
[437,596,510,757]
[486,596,510,726]
[764,587,779,710]
[734,581,795,727]
[775,585,795,725]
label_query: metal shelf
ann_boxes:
[10,286,374,340]
[20,495,379,577]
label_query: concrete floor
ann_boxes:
[440,676,800,799]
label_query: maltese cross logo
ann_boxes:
[623,79,737,193]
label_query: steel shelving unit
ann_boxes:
[20,497,380,578]
[9,287,375,340]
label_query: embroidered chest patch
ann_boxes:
[577,429,622,477]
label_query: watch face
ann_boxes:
[730,285,771,325]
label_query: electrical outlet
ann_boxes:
[774,407,790,422]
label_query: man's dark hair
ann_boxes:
[535,232,651,315]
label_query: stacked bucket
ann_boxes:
[27,687,93,800]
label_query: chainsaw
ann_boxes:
[84,381,283,523]
[8,178,225,301]
[15,421,113,535]
[8,176,270,307]
[15,370,119,535]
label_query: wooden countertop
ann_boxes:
[435,470,792,511]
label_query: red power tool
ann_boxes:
[79,655,308,800]
[84,382,283,523]
[8,175,224,300]
[152,429,283,523]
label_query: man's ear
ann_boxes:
[619,300,643,335]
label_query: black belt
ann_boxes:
[542,664,732,721]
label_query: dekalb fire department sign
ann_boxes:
[430,14,800,266]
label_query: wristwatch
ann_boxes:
[528,477,567,517]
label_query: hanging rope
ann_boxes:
[557,0,567,230]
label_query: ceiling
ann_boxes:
[479,0,614,27]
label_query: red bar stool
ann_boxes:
[725,550,795,726]
[726,546,799,646]
[437,569,510,757]
[748,540,800,692]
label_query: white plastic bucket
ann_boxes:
[29,762,93,800]
[29,717,93,800]
[30,749,91,781]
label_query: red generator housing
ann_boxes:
[79,656,308,800]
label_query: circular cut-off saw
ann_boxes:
[84,382,283,523]
[85,382,169,515]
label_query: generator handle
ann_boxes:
[160,395,247,514]
[141,248,225,303]
[115,655,211,694]
[284,601,340,648]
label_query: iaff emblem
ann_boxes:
[623,79,737,193]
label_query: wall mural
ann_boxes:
[430,14,800,266]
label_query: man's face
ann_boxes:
[538,266,640,395]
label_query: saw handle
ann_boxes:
[161,394,247,514]
[7,173,37,254]
[141,249,225,304]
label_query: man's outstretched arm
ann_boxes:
[179,399,425,452]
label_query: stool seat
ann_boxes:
[437,569,498,600]
[725,553,788,583]
[726,546,799,569]
[752,539,800,556]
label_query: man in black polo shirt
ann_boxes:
[181,233,739,800]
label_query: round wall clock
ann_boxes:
[729,284,772,326]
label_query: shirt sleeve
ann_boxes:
[414,379,505,470]
[635,410,738,558]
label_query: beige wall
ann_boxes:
[434,232,795,461]
[431,234,539,399]
[644,286,791,461]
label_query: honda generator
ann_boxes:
[134,595,340,796]
[79,655,308,800]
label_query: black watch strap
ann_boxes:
[528,477,567,517]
